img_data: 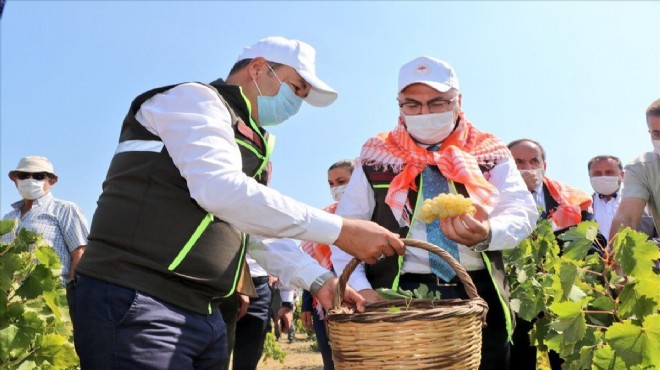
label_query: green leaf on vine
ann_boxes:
[559,221,598,260]
[549,300,586,354]
[553,261,579,302]
[613,228,660,278]
[0,219,15,237]
[617,280,658,320]
[593,344,627,370]
[604,316,660,367]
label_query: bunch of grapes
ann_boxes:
[418,193,476,223]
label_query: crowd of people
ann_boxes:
[2,35,659,370]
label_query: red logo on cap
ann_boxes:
[415,64,431,75]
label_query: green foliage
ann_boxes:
[504,221,660,370]
[261,332,286,364]
[376,283,442,302]
[0,220,78,369]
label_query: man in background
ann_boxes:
[2,156,88,312]
[610,98,660,240]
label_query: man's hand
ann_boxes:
[334,218,405,264]
[69,245,85,280]
[315,277,367,312]
[276,305,294,333]
[300,310,313,331]
[357,289,384,303]
[237,294,250,320]
[441,203,491,246]
[520,170,542,191]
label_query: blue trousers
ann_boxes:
[312,308,334,370]
[232,276,272,370]
[73,274,227,370]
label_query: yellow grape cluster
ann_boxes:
[418,193,476,223]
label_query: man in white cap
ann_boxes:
[73,36,404,368]
[2,156,89,309]
[330,56,538,369]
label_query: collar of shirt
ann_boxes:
[596,191,619,200]
[11,192,53,210]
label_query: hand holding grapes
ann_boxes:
[418,194,491,247]
[440,202,490,247]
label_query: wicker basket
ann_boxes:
[325,238,489,370]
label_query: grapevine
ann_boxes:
[418,193,476,223]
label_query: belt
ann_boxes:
[401,269,490,287]
[252,276,270,284]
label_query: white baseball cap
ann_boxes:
[9,156,57,179]
[237,36,338,107]
[398,56,460,93]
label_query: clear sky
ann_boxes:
[1,1,659,223]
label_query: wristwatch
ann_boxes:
[310,271,336,296]
[470,230,492,252]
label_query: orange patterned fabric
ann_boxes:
[300,203,336,271]
[300,203,337,318]
[358,112,510,225]
[543,177,592,229]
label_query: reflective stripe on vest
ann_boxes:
[115,140,164,154]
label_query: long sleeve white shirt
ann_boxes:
[133,82,341,287]
[330,156,538,292]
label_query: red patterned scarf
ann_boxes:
[300,203,337,318]
[358,112,510,225]
[544,177,592,229]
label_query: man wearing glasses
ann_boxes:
[1,156,89,310]
[330,56,538,369]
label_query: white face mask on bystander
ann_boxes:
[590,176,620,196]
[17,179,47,200]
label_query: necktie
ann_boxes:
[422,148,460,282]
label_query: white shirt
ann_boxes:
[330,156,538,292]
[134,83,341,289]
[592,192,620,238]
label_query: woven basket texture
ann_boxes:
[326,238,488,370]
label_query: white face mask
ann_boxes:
[403,111,456,145]
[17,179,47,200]
[590,176,620,196]
[653,140,660,154]
[330,184,347,202]
[520,168,544,184]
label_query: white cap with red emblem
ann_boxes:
[398,56,459,93]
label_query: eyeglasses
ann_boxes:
[14,172,50,181]
[398,96,459,115]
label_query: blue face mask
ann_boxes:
[254,69,304,126]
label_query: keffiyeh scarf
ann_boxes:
[358,112,510,226]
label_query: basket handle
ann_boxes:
[333,238,483,310]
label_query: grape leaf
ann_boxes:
[0,324,18,362]
[413,284,429,299]
[593,344,628,370]
[552,261,578,302]
[0,219,15,237]
[559,221,598,260]
[32,333,78,368]
[613,229,660,278]
[33,246,61,269]
[15,265,58,299]
[604,317,660,367]
[549,301,586,355]
[617,280,658,320]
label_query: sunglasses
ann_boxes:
[15,172,51,181]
